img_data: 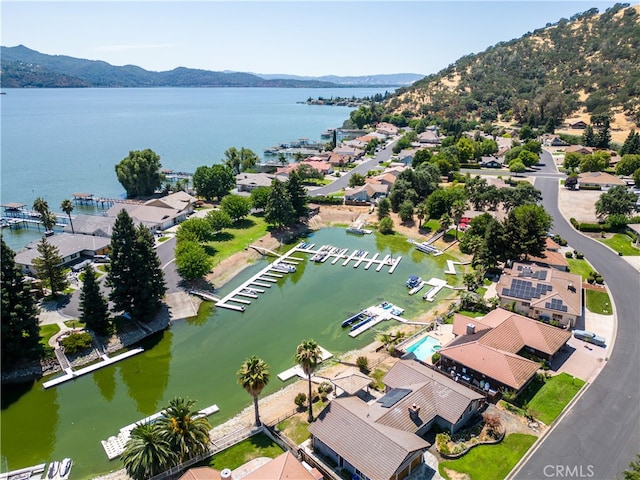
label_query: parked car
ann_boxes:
[573,329,606,346]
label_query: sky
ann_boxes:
[0,1,629,77]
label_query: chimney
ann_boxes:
[221,468,232,479]
[466,323,476,335]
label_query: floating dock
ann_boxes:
[277,346,333,381]
[43,348,144,389]
[101,404,219,459]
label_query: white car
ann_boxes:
[573,329,606,346]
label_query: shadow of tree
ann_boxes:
[233,218,256,229]
[211,232,234,242]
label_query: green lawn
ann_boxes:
[439,433,537,480]
[585,289,613,315]
[458,310,486,318]
[527,373,585,425]
[204,215,270,263]
[601,233,640,256]
[206,432,283,470]
[566,257,593,281]
[277,416,311,445]
[39,323,60,358]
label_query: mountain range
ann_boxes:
[0,45,423,88]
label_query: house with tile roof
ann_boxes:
[309,360,483,480]
[527,238,569,271]
[344,183,389,203]
[179,451,321,480]
[438,309,571,394]
[497,263,582,327]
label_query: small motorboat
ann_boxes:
[60,458,73,478]
[47,461,60,479]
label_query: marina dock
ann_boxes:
[214,242,402,312]
[101,404,219,460]
[277,345,333,381]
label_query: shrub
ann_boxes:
[436,433,451,455]
[356,356,369,373]
[311,195,343,205]
[482,413,503,439]
[574,250,584,259]
[294,393,307,409]
[565,251,574,258]
[318,381,333,395]
[432,352,441,364]
[60,331,93,354]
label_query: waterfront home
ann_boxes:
[14,233,110,275]
[577,171,626,190]
[438,309,571,395]
[344,183,389,203]
[105,191,197,231]
[309,360,483,479]
[63,214,118,237]
[367,171,399,189]
[497,263,582,328]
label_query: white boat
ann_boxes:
[60,458,73,478]
[47,461,59,479]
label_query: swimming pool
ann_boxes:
[405,335,441,360]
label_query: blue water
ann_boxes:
[405,335,442,360]
[0,87,392,250]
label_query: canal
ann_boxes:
[0,227,461,478]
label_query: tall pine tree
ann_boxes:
[286,170,308,219]
[79,264,110,335]
[265,179,295,228]
[1,239,41,369]
[32,237,69,297]
[107,210,166,322]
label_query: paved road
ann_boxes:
[309,138,398,196]
[513,151,640,479]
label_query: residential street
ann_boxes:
[513,151,640,479]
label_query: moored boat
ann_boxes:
[60,458,73,478]
[47,461,59,479]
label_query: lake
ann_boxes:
[0,87,392,251]
[0,227,459,478]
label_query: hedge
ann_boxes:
[310,195,344,205]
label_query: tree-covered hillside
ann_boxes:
[386,3,640,129]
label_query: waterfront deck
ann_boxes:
[277,345,333,381]
[101,404,219,459]
[43,348,144,389]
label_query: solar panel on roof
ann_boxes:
[377,388,412,408]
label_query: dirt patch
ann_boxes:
[557,187,600,224]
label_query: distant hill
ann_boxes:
[0,45,417,88]
[385,3,640,130]
[256,73,424,86]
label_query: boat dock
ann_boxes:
[43,348,144,389]
[101,404,219,459]
[422,278,452,302]
[409,238,443,256]
[277,345,333,381]
[215,242,402,312]
[347,301,409,337]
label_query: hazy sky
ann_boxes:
[1,1,626,77]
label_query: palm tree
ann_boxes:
[32,196,49,217]
[295,339,322,423]
[237,355,270,427]
[157,397,211,463]
[60,199,74,233]
[121,422,176,480]
[41,211,57,232]
[452,199,467,240]
[416,202,428,230]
